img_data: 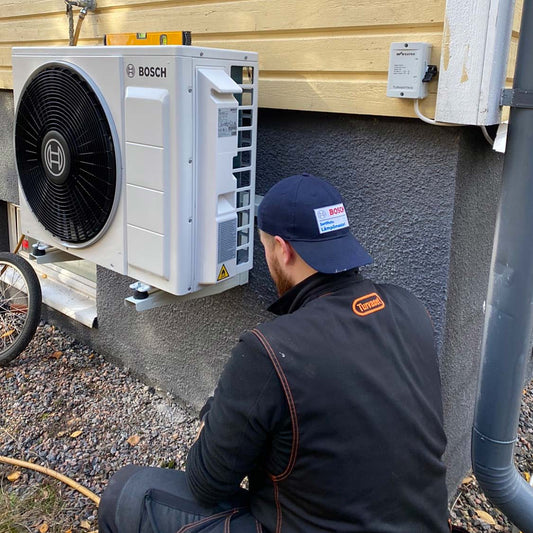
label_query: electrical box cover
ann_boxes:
[386,42,432,99]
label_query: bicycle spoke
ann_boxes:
[7,267,21,288]
[1,293,29,306]
[0,267,25,299]
[3,314,23,334]
[0,309,23,336]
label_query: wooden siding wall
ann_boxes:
[0,0,523,118]
[508,0,523,85]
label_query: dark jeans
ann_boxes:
[98,465,263,533]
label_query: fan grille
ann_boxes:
[15,64,117,245]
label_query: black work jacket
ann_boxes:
[186,271,449,533]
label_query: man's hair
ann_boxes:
[259,230,276,247]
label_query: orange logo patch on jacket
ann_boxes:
[352,292,385,316]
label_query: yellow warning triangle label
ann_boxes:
[217,264,230,281]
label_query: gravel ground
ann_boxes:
[0,322,532,532]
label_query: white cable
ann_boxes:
[414,100,496,145]
[480,125,495,146]
[413,99,460,127]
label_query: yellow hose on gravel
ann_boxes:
[0,455,100,506]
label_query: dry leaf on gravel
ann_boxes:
[70,430,83,438]
[7,470,21,482]
[127,435,141,446]
[461,476,473,485]
[38,523,49,533]
[475,509,496,525]
[80,520,91,529]
[50,351,63,359]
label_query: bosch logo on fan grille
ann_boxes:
[126,64,135,78]
[44,139,66,176]
[40,131,71,185]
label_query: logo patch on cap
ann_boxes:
[314,203,349,234]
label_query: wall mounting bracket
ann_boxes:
[124,272,249,312]
[65,0,96,10]
[29,247,79,264]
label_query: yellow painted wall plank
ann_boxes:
[1,30,442,73]
[0,1,446,43]
[0,47,12,67]
[0,0,238,19]
[2,30,443,71]
[0,0,446,28]
[507,38,518,80]
[195,32,442,73]
[0,68,12,89]
[259,77,437,118]
[513,0,523,33]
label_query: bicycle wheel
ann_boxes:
[0,252,42,366]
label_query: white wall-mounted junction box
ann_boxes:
[386,42,432,99]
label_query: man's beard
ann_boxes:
[271,257,293,297]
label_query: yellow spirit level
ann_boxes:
[104,31,192,46]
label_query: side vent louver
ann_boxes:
[231,65,255,267]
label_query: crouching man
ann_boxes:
[98,174,449,533]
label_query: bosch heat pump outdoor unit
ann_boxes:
[12,46,258,297]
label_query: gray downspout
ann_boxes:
[472,0,533,531]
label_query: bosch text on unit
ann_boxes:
[138,66,167,78]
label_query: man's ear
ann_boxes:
[274,236,295,265]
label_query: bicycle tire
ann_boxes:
[0,252,42,366]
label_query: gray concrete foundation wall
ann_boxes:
[0,88,506,496]
[440,128,504,491]
[0,91,19,205]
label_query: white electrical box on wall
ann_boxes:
[12,45,258,298]
[386,42,432,99]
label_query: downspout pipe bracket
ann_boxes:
[501,88,533,108]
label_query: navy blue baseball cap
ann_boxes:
[257,174,372,273]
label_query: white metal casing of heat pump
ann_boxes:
[11,46,258,296]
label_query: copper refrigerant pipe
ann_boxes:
[73,7,88,46]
